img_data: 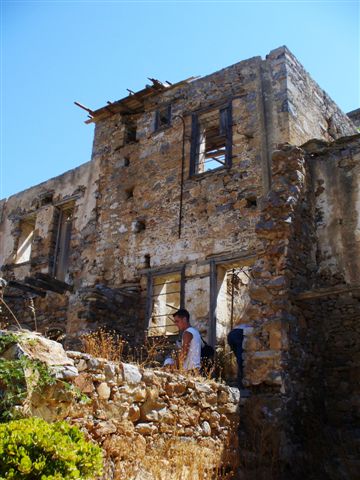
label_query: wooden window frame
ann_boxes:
[146,266,185,337]
[190,103,232,176]
[52,204,74,282]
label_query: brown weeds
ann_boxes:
[81,328,126,362]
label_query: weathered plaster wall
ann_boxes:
[307,135,360,286]
[0,160,100,335]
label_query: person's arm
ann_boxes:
[178,331,193,369]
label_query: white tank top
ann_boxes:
[183,326,201,370]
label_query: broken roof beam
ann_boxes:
[7,280,46,298]
[34,273,73,293]
[74,101,95,117]
[147,77,166,90]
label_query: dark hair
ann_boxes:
[173,309,190,321]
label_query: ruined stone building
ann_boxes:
[1,46,359,476]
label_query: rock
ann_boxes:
[249,285,272,303]
[51,365,79,380]
[128,404,141,422]
[140,388,166,421]
[228,387,240,403]
[94,420,117,436]
[202,421,211,436]
[144,409,159,422]
[97,382,111,400]
[104,363,117,382]
[142,370,155,384]
[218,403,239,415]
[133,387,147,402]
[218,390,229,404]
[74,373,95,393]
[194,382,212,394]
[87,358,103,371]
[122,363,142,384]
[164,382,187,396]
[77,359,88,372]
[135,423,158,435]
[1,331,74,367]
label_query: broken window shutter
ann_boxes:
[221,104,233,168]
[219,108,228,136]
[190,114,199,176]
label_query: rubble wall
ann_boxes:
[0,160,101,336]
[0,331,239,479]
[66,351,239,480]
[236,138,360,479]
[279,47,357,144]
[290,136,360,478]
[82,46,355,341]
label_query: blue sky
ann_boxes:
[1,0,359,199]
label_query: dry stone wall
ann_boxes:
[0,331,239,480]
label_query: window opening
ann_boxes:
[148,271,183,337]
[190,105,232,175]
[53,205,74,282]
[15,218,35,264]
[124,119,137,144]
[215,263,252,343]
[155,105,171,131]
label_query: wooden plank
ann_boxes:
[209,260,217,347]
[35,273,73,292]
[225,102,233,168]
[8,280,46,297]
[295,284,360,300]
[25,277,67,295]
[189,113,199,176]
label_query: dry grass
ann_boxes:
[81,328,126,362]
[81,329,172,368]
[101,433,238,480]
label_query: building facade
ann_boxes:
[1,46,359,476]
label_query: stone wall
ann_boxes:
[347,108,360,128]
[291,135,360,479]
[235,137,360,479]
[0,47,356,347]
[1,331,239,479]
[0,161,100,337]
[308,135,360,286]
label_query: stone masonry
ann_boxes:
[0,330,239,479]
[0,46,359,478]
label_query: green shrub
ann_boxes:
[0,333,19,355]
[0,417,103,479]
